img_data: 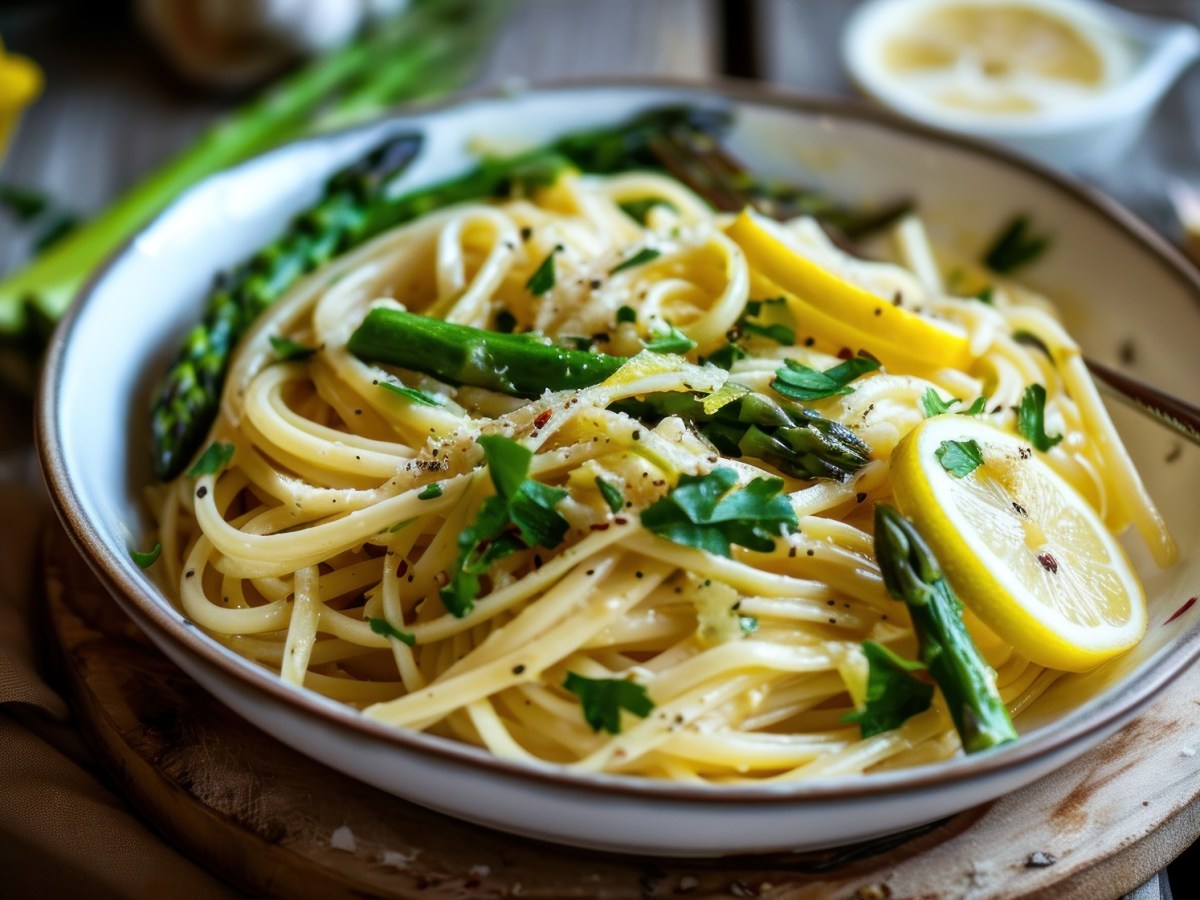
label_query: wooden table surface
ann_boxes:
[1,1,1197,897]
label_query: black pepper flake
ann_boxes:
[520,226,532,240]
[856,492,867,503]
[534,554,543,569]
[512,664,526,675]
[892,291,903,306]
[827,600,835,606]
[1118,338,1136,365]
[874,308,882,316]
[185,570,195,579]
[1025,851,1057,868]
[196,486,208,498]
[586,569,595,576]
[1167,443,1183,464]
[788,546,797,558]
[1037,552,1059,573]
[804,336,815,347]
[354,409,363,416]
[806,549,815,557]
[828,617,836,624]
[632,429,642,441]
[1012,502,1027,517]
[635,571,644,579]
[589,278,602,289]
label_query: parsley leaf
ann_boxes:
[440,435,570,617]
[269,335,317,361]
[379,381,443,407]
[563,672,655,734]
[640,467,798,557]
[920,388,988,418]
[841,641,934,738]
[1017,383,1063,452]
[526,244,562,295]
[595,476,624,513]
[701,341,747,370]
[983,215,1051,274]
[187,442,235,477]
[974,286,994,305]
[643,322,696,354]
[615,305,637,324]
[619,197,677,224]
[936,439,984,478]
[740,297,795,346]
[130,543,161,569]
[418,483,443,500]
[368,616,416,647]
[773,356,880,402]
[610,247,661,274]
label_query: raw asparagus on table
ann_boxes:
[0,0,508,386]
[347,308,872,483]
[873,504,1018,753]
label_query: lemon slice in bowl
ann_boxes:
[726,210,972,372]
[890,415,1146,672]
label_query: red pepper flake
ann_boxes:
[396,559,409,578]
[1037,552,1059,574]
[1165,596,1197,624]
[589,522,610,531]
[614,516,628,525]
[837,347,854,360]
[533,409,553,429]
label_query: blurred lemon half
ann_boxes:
[890,415,1146,672]
[0,38,42,159]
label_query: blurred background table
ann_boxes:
[0,1,1196,897]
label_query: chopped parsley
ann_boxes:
[595,476,624,513]
[1017,383,1063,452]
[563,672,655,735]
[379,381,443,407]
[740,297,795,346]
[701,341,748,370]
[772,355,880,402]
[269,335,317,361]
[1013,330,1052,358]
[418,483,443,500]
[841,641,934,738]
[640,467,798,557]
[983,215,1051,274]
[615,305,638,324]
[920,388,988,418]
[440,435,570,617]
[618,197,677,224]
[526,244,562,295]
[368,616,416,647]
[610,247,661,274]
[130,543,162,569]
[973,286,994,305]
[936,439,984,478]
[187,442,235,477]
[643,322,696,354]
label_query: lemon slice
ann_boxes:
[727,210,972,372]
[890,415,1145,672]
[846,0,1133,120]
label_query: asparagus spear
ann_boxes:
[151,106,734,478]
[151,134,423,480]
[0,0,506,386]
[347,308,871,483]
[873,504,1017,753]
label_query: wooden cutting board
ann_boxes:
[42,525,1200,899]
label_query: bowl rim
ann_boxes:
[36,74,1200,807]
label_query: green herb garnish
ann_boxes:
[130,543,162,569]
[269,335,317,361]
[619,197,677,224]
[772,356,880,402]
[935,439,984,478]
[616,305,638,324]
[641,467,798,557]
[379,381,443,407]
[983,215,1051,274]
[595,476,624,513]
[701,341,748,370]
[841,641,934,738]
[526,244,563,295]
[920,388,988,419]
[368,616,416,647]
[187,442,235,477]
[643,322,696,354]
[440,435,570,617]
[610,247,661,274]
[563,672,655,734]
[1017,383,1062,452]
[418,483,443,500]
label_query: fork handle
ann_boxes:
[1086,356,1200,447]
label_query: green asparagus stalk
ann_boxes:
[347,308,871,483]
[151,106,735,478]
[151,134,423,480]
[0,0,507,382]
[873,505,1018,753]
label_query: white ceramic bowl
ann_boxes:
[38,80,1200,857]
[843,0,1200,172]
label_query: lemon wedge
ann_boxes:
[890,415,1145,672]
[847,0,1133,120]
[727,210,972,372]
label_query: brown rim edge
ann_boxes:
[36,75,1200,809]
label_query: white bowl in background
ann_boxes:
[38,80,1200,856]
[843,0,1200,172]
